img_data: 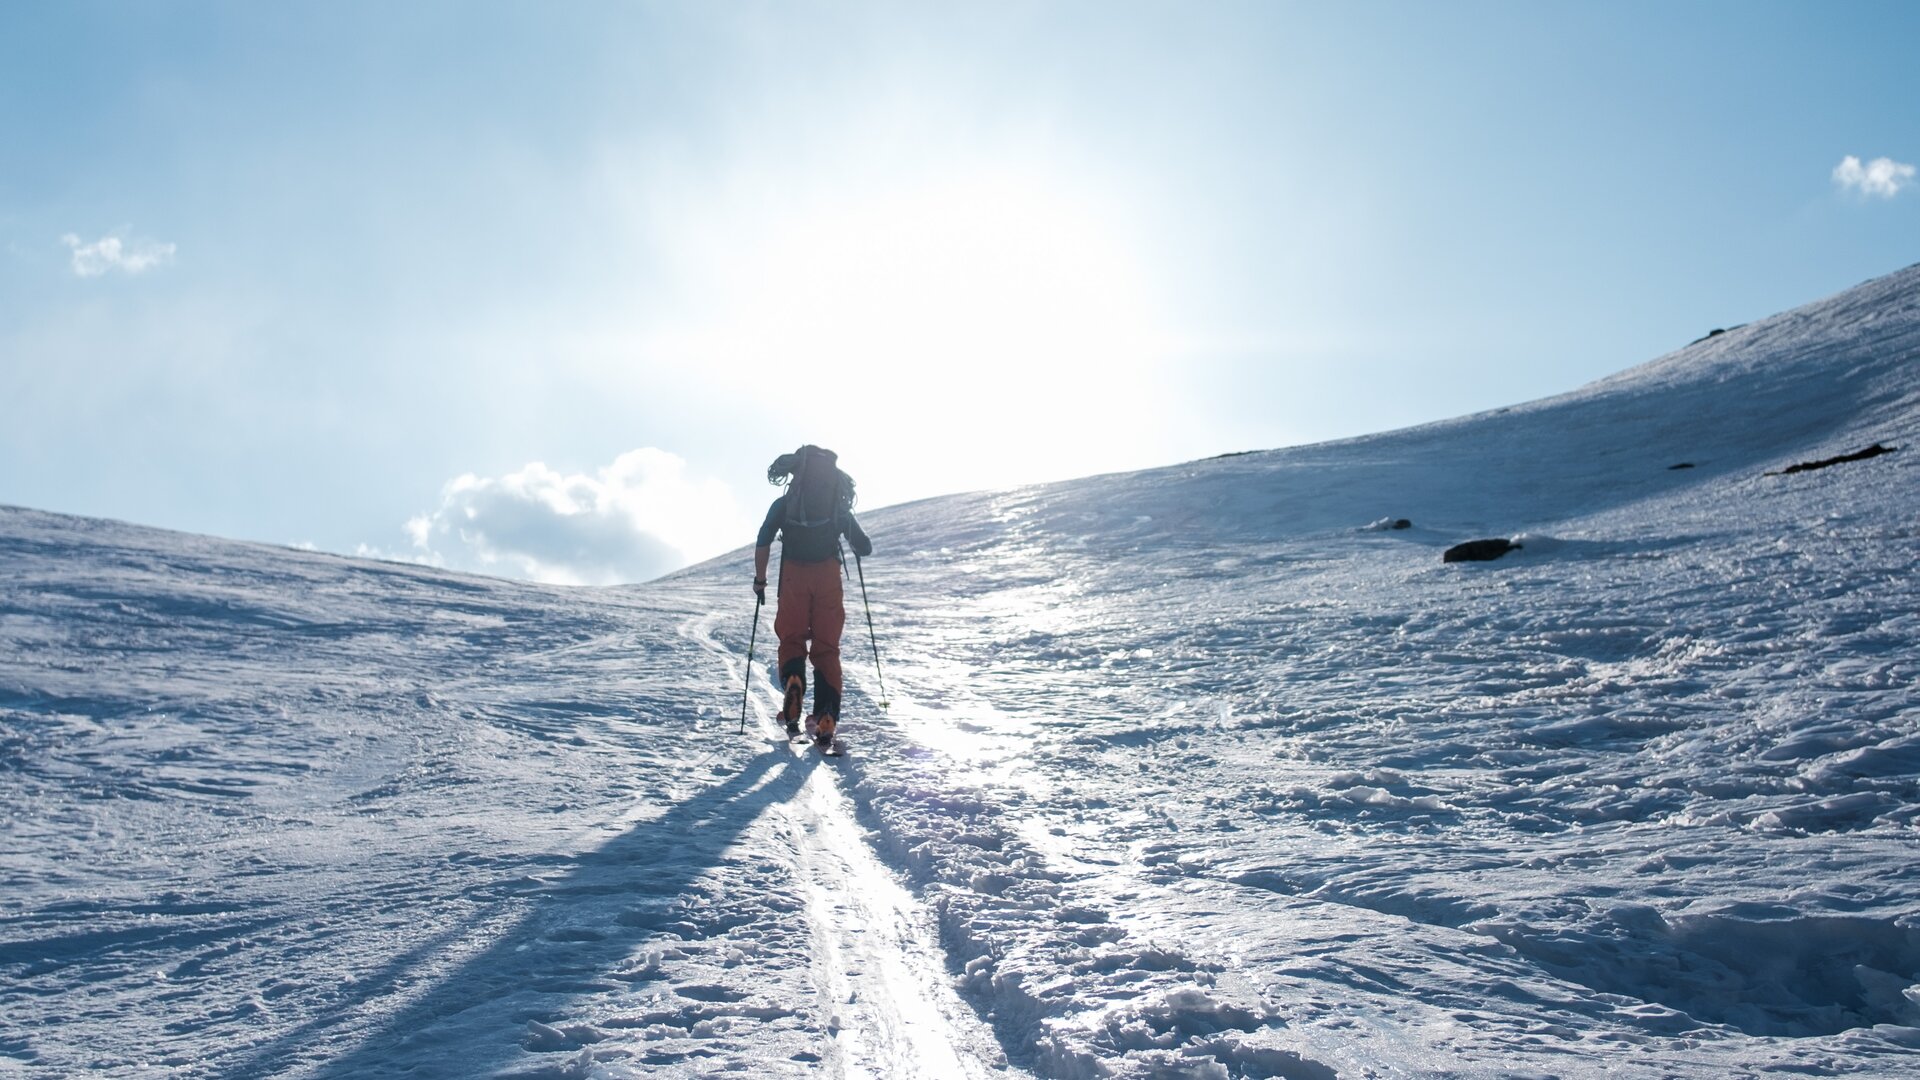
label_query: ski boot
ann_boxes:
[811,681,842,751]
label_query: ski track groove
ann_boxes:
[691,608,1019,1080]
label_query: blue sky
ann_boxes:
[3,1,1915,583]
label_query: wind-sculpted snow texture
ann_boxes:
[4,266,1919,1078]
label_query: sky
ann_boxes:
[2,1,1916,585]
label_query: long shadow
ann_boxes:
[222,743,816,1080]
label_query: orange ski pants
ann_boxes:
[775,558,845,713]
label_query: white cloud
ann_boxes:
[62,231,177,276]
[1831,155,1916,199]
[401,448,749,586]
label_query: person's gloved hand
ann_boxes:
[752,578,767,602]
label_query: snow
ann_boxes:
[4,263,1919,1077]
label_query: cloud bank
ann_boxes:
[1832,155,1916,199]
[62,232,177,276]
[399,448,747,586]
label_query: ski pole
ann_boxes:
[739,594,763,734]
[855,555,889,709]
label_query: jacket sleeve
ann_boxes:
[843,511,873,558]
[755,497,785,549]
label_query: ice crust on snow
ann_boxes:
[4,263,1920,1076]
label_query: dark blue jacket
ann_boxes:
[756,494,872,565]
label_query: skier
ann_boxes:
[753,445,873,749]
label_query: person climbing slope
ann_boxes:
[754,445,873,749]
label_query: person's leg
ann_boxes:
[773,572,811,728]
[808,570,847,737]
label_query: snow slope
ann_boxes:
[4,264,1918,1078]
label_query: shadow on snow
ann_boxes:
[223,743,817,1080]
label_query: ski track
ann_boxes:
[784,746,1011,1080]
[692,609,1027,1080]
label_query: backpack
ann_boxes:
[767,445,856,529]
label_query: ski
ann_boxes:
[803,715,840,753]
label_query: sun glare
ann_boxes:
[655,159,1173,502]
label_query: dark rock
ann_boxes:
[1443,538,1520,563]
[1363,517,1416,532]
[1768,443,1898,476]
[1688,324,1743,345]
